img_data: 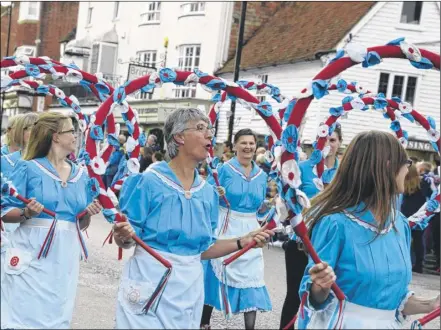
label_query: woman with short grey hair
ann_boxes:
[112,108,275,329]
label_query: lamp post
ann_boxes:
[1,2,14,131]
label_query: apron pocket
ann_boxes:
[4,247,32,275]
[118,278,157,315]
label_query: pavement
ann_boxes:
[72,214,440,329]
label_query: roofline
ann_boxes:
[215,56,321,75]
[334,2,384,50]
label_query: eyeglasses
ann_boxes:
[183,123,215,136]
[58,129,77,135]
[406,159,413,167]
[23,125,33,131]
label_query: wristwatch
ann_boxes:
[20,208,32,220]
[236,238,243,250]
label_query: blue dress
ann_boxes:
[1,157,93,329]
[298,203,413,328]
[204,157,272,314]
[115,161,219,329]
[1,150,24,234]
[299,158,339,199]
[0,144,10,156]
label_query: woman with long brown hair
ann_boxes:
[402,164,433,273]
[1,112,102,329]
[297,131,439,329]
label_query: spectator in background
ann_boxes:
[146,134,160,151]
[221,152,234,163]
[256,153,270,174]
[139,146,154,173]
[152,151,164,163]
[401,164,433,273]
[256,147,266,156]
[103,133,127,189]
[417,161,433,175]
[223,141,233,154]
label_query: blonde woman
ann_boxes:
[1,113,22,155]
[1,112,102,329]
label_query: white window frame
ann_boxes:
[399,1,423,25]
[87,3,93,26]
[113,1,120,20]
[18,1,40,22]
[136,50,157,100]
[140,2,161,25]
[88,42,118,76]
[173,44,201,98]
[251,74,269,120]
[376,71,420,107]
[180,2,205,17]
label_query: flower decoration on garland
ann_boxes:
[256,101,273,117]
[281,125,299,153]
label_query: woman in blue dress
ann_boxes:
[1,112,102,329]
[112,108,274,330]
[202,128,272,329]
[1,112,39,235]
[1,114,22,156]
[298,131,439,329]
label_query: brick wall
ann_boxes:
[227,1,283,60]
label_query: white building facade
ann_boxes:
[216,1,440,160]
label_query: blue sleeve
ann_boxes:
[0,159,28,217]
[210,187,219,242]
[119,173,151,237]
[299,214,344,310]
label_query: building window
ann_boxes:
[89,42,118,78]
[87,5,93,25]
[140,2,161,24]
[113,2,120,20]
[400,1,423,25]
[180,2,205,15]
[256,74,268,103]
[18,1,40,22]
[377,72,418,105]
[174,45,201,98]
[136,51,157,100]
[14,45,36,57]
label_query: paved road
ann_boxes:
[72,214,440,329]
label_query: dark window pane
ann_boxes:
[378,72,389,95]
[405,76,417,105]
[400,2,423,24]
[392,75,404,98]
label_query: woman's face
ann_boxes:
[23,125,32,146]
[180,120,214,162]
[55,120,77,155]
[326,131,341,158]
[396,164,410,194]
[234,135,256,163]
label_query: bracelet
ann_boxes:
[236,238,243,250]
[20,208,32,220]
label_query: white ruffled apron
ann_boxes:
[115,245,204,329]
[211,206,265,289]
[305,299,402,329]
[1,218,82,329]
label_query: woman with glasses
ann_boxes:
[1,112,39,235]
[1,112,102,329]
[298,131,439,329]
[202,128,273,330]
[112,108,274,330]
[280,124,343,329]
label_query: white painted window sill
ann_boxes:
[85,24,93,29]
[139,22,160,26]
[178,13,205,19]
[395,24,425,32]
[112,17,120,23]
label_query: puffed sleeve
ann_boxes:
[0,159,28,217]
[209,186,219,243]
[299,214,344,311]
[119,173,151,237]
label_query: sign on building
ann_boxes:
[407,139,436,153]
[127,62,156,94]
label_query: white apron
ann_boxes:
[210,207,265,288]
[115,245,204,329]
[1,218,82,329]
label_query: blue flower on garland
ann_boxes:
[312,80,329,100]
[102,209,117,224]
[59,98,68,108]
[390,120,401,132]
[211,92,221,102]
[126,121,134,135]
[71,103,82,114]
[342,95,354,105]
[377,92,386,98]
[430,141,439,153]
[256,101,273,117]
[205,79,226,91]
[362,51,381,68]
[284,99,296,123]
[329,123,337,136]
[392,96,401,103]
[237,80,252,89]
[426,199,440,213]
[78,148,91,165]
[194,68,208,78]
[95,81,110,95]
[113,85,126,104]
[90,125,104,141]
[387,37,405,46]
[159,68,177,83]
[36,85,49,95]
[403,130,409,140]
[427,116,437,129]
[373,97,388,110]
[402,113,415,123]
[285,188,303,215]
[309,149,323,166]
[328,49,345,65]
[282,125,299,153]
[107,133,120,148]
[329,106,344,117]
[25,64,41,77]
[336,79,348,93]
[227,93,237,102]
[141,83,155,93]
[383,112,390,120]
[39,64,54,71]
[409,57,433,70]
[138,132,147,147]
[88,177,100,199]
